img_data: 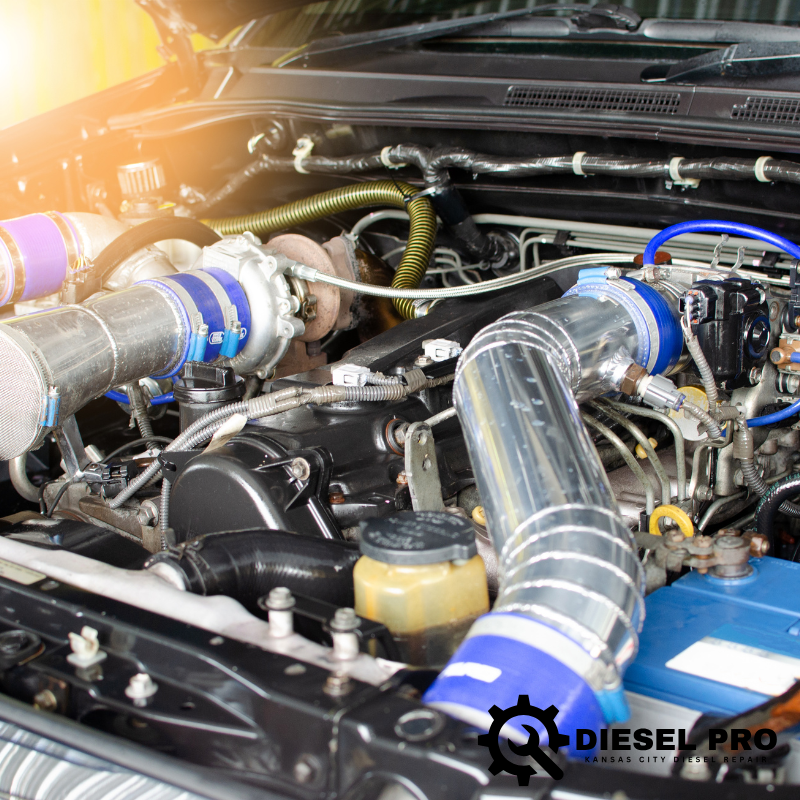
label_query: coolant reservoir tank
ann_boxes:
[354,511,489,667]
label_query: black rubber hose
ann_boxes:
[146,529,360,608]
[755,473,800,551]
[93,217,221,284]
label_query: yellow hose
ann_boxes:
[201,181,436,319]
[649,504,694,538]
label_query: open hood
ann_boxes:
[136,0,308,41]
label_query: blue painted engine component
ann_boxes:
[625,557,800,718]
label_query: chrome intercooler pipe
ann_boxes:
[424,274,683,752]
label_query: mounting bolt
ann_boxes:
[331,607,359,632]
[289,457,311,481]
[33,689,58,712]
[414,355,434,368]
[331,608,360,661]
[293,755,320,785]
[328,490,345,505]
[396,470,409,486]
[137,499,159,528]
[265,587,295,638]
[125,673,158,707]
[323,671,353,697]
[749,366,762,386]
[693,535,713,550]
[694,484,713,502]
[641,265,661,283]
[267,586,295,611]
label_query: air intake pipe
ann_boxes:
[424,271,683,754]
[0,238,306,461]
[0,211,175,306]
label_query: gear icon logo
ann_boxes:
[477,695,570,784]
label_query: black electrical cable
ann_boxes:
[93,217,221,284]
[104,436,173,462]
[227,146,800,193]
[45,480,73,518]
[37,480,53,515]
[755,472,800,552]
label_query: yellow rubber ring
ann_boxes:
[649,505,694,537]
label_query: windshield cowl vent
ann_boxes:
[503,86,681,114]
[732,96,800,125]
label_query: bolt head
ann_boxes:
[328,491,346,505]
[293,755,319,785]
[396,470,409,486]
[414,355,434,367]
[125,672,158,704]
[694,484,713,502]
[267,586,295,610]
[33,689,57,712]
[137,500,159,527]
[694,535,713,549]
[289,457,311,481]
[331,607,358,632]
[715,534,747,550]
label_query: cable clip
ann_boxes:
[755,155,773,183]
[380,146,407,169]
[403,186,438,205]
[667,157,700,189]
[572,151,587,176]
[292,136,315,174]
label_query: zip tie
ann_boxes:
[404,186,438,204]
[572,151,587,176]
[755,155,773,183]
[381,146,407,169]
[292,136,315,174]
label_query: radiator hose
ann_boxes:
[145,529,360,608]
[202,181,436,319]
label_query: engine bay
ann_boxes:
[2,104,800,798]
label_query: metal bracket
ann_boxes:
[53,416,89,478]
[404,422,445,512]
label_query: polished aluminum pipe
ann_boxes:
[425,289,665,748]
[0,284,186,460]
[460,301,644,667]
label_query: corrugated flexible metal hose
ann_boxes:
[201,180,436,319]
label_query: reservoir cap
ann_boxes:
[359,511,476,565]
